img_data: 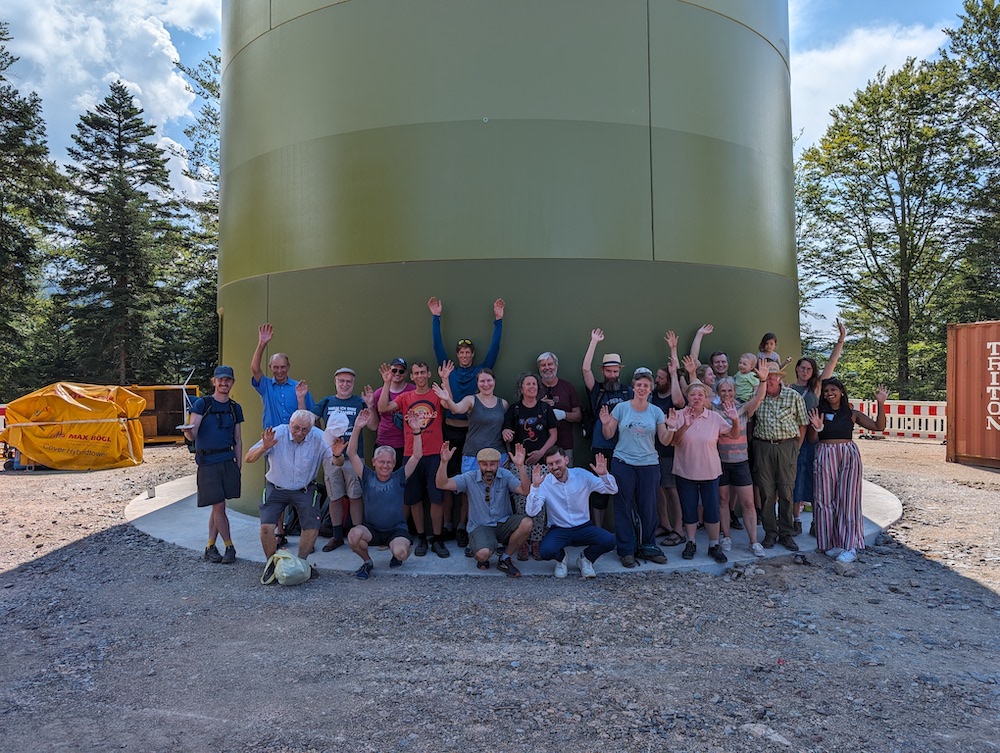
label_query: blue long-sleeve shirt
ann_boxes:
[432,315,502,420]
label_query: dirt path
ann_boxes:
[1,439,998,753]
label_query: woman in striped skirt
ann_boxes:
[807,379,887,563]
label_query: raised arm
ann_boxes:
[244,427,276,464]
[510,443,530,495]
[482,299,505,369]
[742,361,770,418]
[668,358,685,409]
[403,411,424,479]
[853,384,888,433]
[345,409,370,478]
[599,404,619,440]
[582,328,604,391]
[251,323,273,382]
[819,318,847,384]
[435,441,459,492]
[688,323,713,366]
[377,363,400,414]
[429,297,448,366]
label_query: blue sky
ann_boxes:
[3,0,968,193]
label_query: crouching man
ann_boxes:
[343,408,425,579]
[526,447,618,578]
[245,409,331,563]
[436,443,530,577]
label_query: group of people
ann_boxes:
[181,298,887,581]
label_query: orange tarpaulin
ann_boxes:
[0,383,145,470]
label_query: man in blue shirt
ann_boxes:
[429,296,505,547]
[250,323,315,429]
[181,365,244,565]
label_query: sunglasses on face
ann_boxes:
[390,367,405,374]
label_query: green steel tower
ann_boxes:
[221,0,797,512]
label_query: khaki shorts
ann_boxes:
[468,514,529,553]
[323,457,362,499]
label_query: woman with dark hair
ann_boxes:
[807,378,888,563]
[503,373,558,559]
[791,319,847,533]
[599,367,675,567]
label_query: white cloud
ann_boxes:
[3,0,218,183]
[791,23,947,153]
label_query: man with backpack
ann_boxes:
[182,365,244,565]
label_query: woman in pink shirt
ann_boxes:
[669,383,740,564]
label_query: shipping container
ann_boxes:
[946,321,1000,468]
[130,385,200,445]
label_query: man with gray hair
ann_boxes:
[342,408,425,579]
[537,351,582,463]
[245,409,332,564]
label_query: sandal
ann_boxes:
[653,524,670,538]
[660,530,686,547]
[516,544,529,561]
[476,559,491,570]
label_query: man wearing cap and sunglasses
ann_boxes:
[581,327,632,527]
[313,367,375,552]
[429,296,506,547]
[182,365,244,565]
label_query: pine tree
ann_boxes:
[0,22,64,399]
[61,81,180,385]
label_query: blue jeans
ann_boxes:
[539,522,616,564]
[611,459,660,556]
[676,476,722,525]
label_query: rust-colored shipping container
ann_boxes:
[947,321,1000,468]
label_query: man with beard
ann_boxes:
[581,328,632,526]
[436,443,530,577]
[525,446,617,578]
[536,352,582,464]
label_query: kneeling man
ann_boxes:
[344,408,424,579]
[526,446,618,578]
[437,443,530,577]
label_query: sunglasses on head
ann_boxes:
[457,339,473,348]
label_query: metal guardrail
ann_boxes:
[855,400,947,440]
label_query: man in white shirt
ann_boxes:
[245,409,333,561]
[525,446,618,578]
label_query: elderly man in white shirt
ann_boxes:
[245,409,337,561]
[525,446,618,578]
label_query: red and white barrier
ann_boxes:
[855,400,947,440]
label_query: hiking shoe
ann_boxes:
[751,542,765,557]
[620,554,637,568]
[389,556,403,568]
[322,537,343,552]
[414,537,428,557]
[637,545,667,565]
[456,528,469,548]
[729,512,744,531]
[554,557,569,578]
[497,557,521,578]
[204,545,222,563]
[354,561,374,579]
[793,520,803,535]
[578,554,597,579]
[720,536,732,552]
[516,544,529,561]
[464,546,473,558]
[761,533,777,549]
[836,549,857,563]
[221,545,236,564]
[682,541,696,560]
[431,539,451,558]
[476,559,491,571]
[778,535,799,552]
[707,544,728,564]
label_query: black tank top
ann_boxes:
[820,409,855,440]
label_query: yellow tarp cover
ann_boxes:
[0,383,145,470]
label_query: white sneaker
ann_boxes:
[721,536,732,552]
[577,554,597,579]
[836,549,857,563]
[554,557,568,578]
[826,547,845,558]
[751,542,765,557]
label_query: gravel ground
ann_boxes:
[1,439,998,753]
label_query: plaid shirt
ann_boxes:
[754,385,807,441]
